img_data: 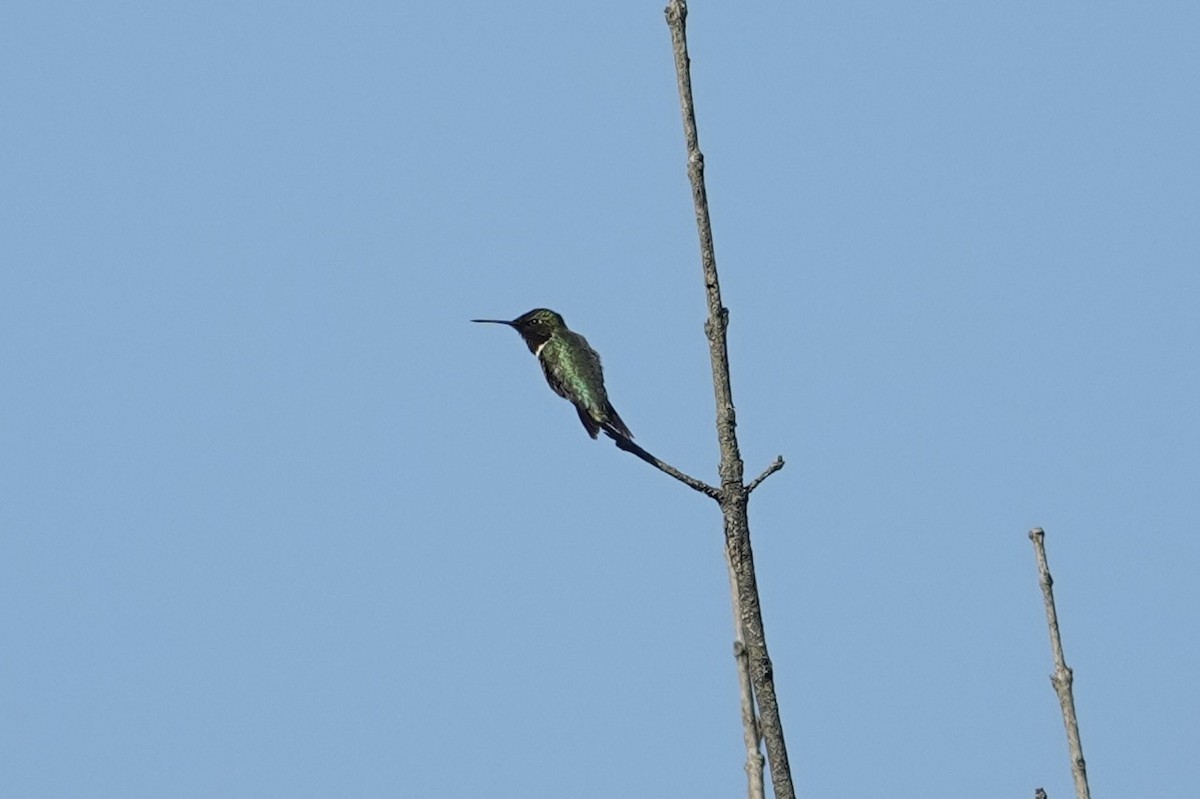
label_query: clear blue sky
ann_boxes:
[3,3,1197,797]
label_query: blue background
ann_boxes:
[3,2,1197,796]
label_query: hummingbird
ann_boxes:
[472,308,633,441]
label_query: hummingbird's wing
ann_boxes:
[572,404,602,439]
[538,333,633,441]
[539,353,602,439]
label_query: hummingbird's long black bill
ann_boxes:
[470,319,515,326]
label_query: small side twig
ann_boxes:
[1029,527,1091,799]
[746,456,784,494]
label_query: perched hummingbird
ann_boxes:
[472,308,633,441]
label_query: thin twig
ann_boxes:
[1029,527,1091,799]
[746,457,785,494]
[730,612,766,799]
[606,433,721,498]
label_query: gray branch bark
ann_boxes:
[1029,527,1091,799]
[662,3,794,797]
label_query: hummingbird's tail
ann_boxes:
[601,402,633,441]
[572,402,633,441]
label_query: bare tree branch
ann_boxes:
[1029,527,1092,799]
[731,618,766,799]
[664,3,794,797]
[607,433,720,498]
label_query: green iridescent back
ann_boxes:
[538,329,608,414]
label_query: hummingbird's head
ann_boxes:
[509,308,565,335]
[471,308,565,354]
